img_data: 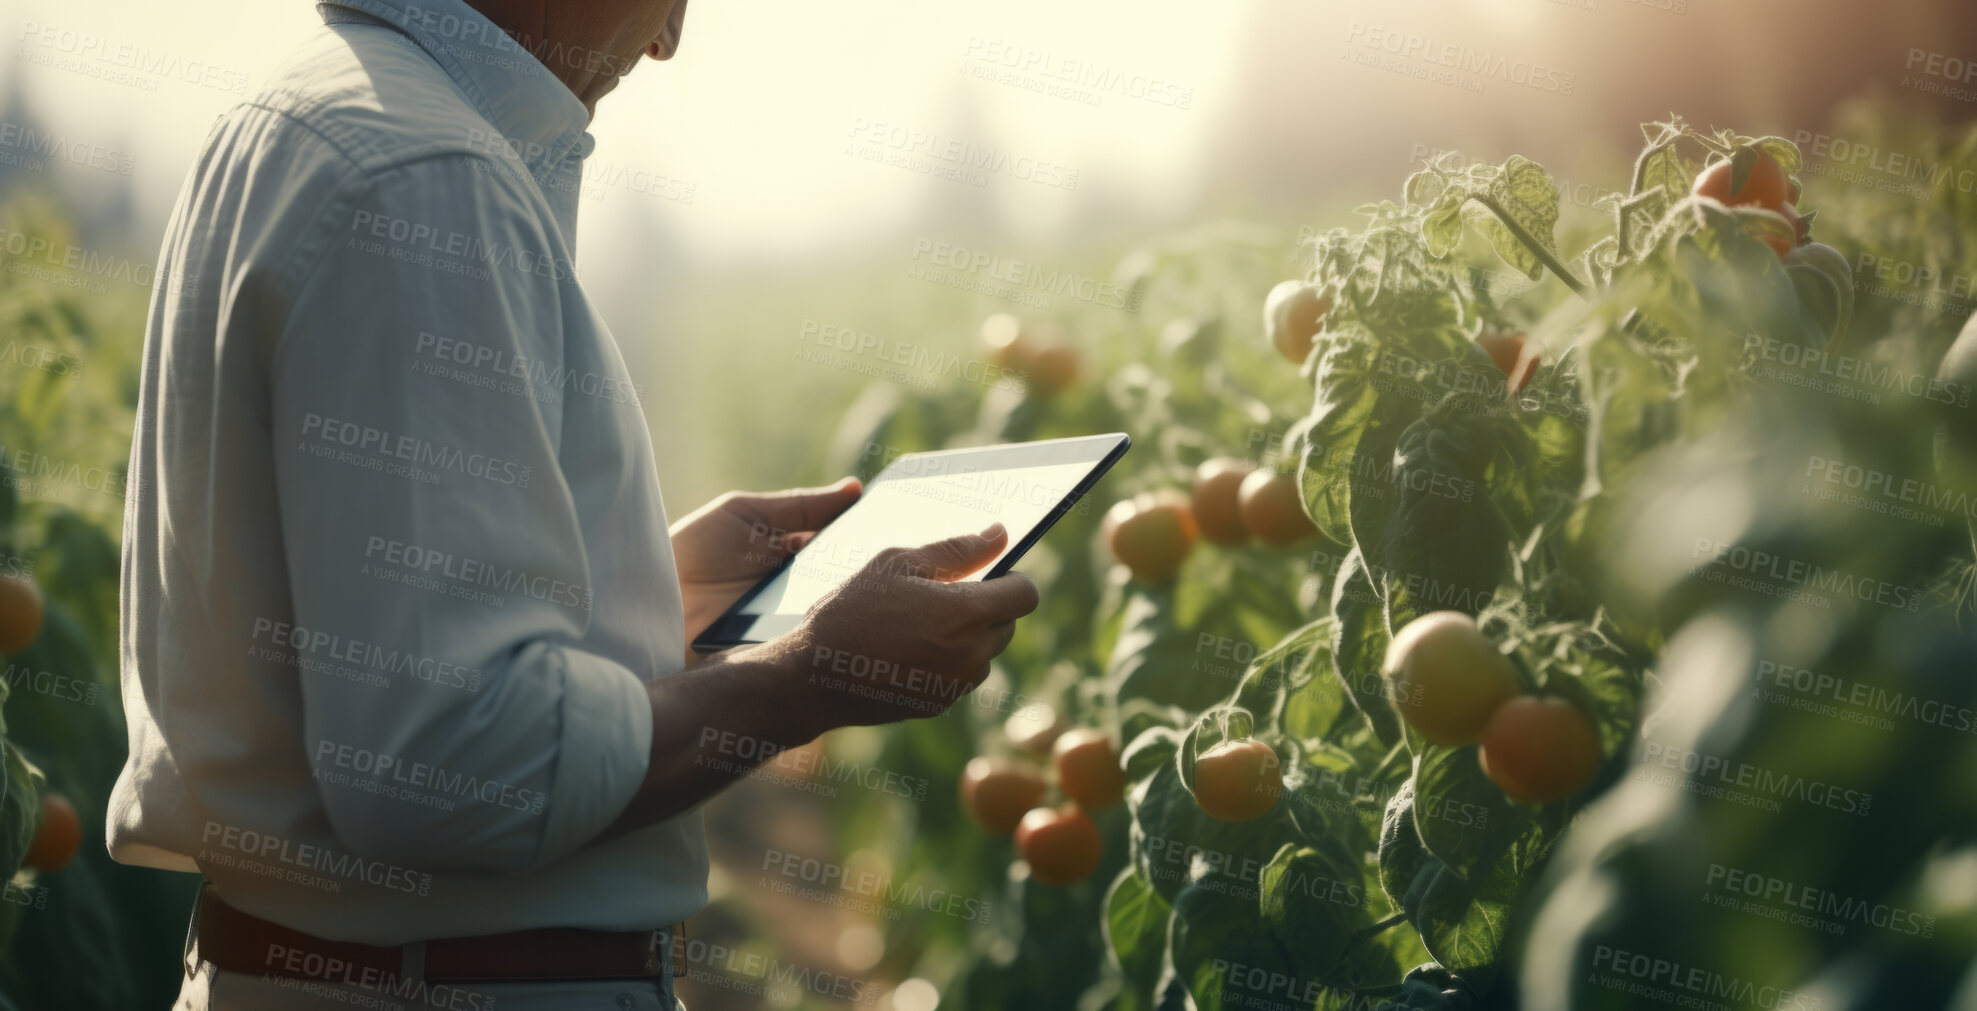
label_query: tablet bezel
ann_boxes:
[690,432,1131,651]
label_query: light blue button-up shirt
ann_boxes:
[109,0,707,944]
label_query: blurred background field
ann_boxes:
[4,0,1977,1008]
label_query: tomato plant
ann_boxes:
[850,108,1977,1011]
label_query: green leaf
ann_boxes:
[1378,413,1512,629]
[1748,135,1804,175]
[0,740,43,877]
[1331,550,1402,744]
[1129,759,1289,905]
[1421,205,1464,259]
[1104,870,1174,996]
[1476,156,1562,282]
[1635,139,1693,199]
[1168,878,1304,1011]
[1378,780,1431,913]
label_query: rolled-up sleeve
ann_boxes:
[268,154,651,871]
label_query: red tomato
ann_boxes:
[960,757,1047,835]
[1052,728,1125,811]
[1691,148,1791,212]
[1015,805,1102,886]
[1478,695,1602,805]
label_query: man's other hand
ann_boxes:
[671,478,862,650]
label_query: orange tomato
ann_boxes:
[1190,458,1256,546]
[1052,728,1125,812]
[1479,695,1602,805]
[1382,611,1521,747]
[960,757,1047,835]
[1237,470,1316,546]
[1263,281,1330,364]
[1192,739,1282,822]
[0,573,44,655]
[1015,805,1103,886]
[24,793,81,873]
[1106,491,1198,583]
[1691,148,1791,212]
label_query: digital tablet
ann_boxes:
[693,433,1131,650]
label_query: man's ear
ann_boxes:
[647,0,688,60]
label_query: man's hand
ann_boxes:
[603,523,1040,837]
[669,478,863,652]
[771,525,1041,731]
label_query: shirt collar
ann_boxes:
[316,0,595,174]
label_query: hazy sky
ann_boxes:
[2,0,1249,266]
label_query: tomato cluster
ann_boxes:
[1382,612,1601,805]
[1102,462,1317,583]
[959,718,1125,887]
[981,313,1084,395]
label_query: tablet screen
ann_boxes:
[723,434,1127,643]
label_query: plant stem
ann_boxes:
[1463,194,1589,298]
[1370,739,1410,781]
[1357,913,1408,938]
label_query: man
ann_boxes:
[109,1,1039,1008]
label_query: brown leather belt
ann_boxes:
[189,883,686,984]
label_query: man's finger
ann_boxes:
[732,477,862,535]
[966,571,1039,624]
[899,523,1008,582]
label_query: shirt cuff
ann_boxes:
[536,648,654,866]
